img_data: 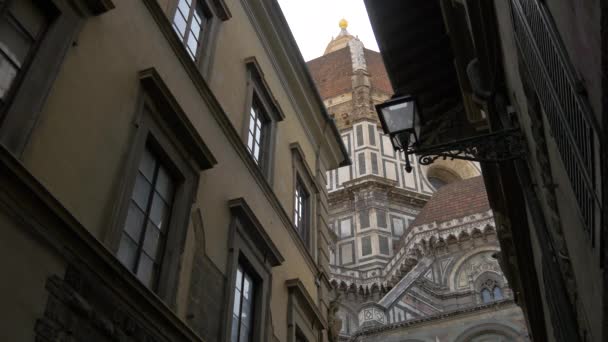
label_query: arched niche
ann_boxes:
[447,246,501,291]
[423,159,480,189]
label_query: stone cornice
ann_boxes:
[353,299,518,337]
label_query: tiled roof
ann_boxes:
[364,48,393,95]
[410,176,490,226]
[306,47,393,100]
[307,48,353,99]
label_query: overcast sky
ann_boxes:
[277,0,379,61]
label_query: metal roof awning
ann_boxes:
[364,0,483,146]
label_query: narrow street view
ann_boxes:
[0,1,604,342]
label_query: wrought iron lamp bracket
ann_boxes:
[406,128,526,167]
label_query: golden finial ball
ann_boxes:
[339,18,348,29]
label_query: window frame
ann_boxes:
[167,0,230,78]
[224,198,284,342]
[294,175,310,243]
[107,68,216,304]
[285,279,327,342]
[361,236,372,256]
[116,141,181,290]
[290,143,319,251]
[0,0,112,156]
[243,57,284,181]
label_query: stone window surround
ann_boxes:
[290,142,319,251]
[166,0,230,78]
[223,198,284,342]
[339,240,356,266]
[242,57,285,183]
[106,68,217,307]
[0,0,114,156]
[286,278,327,342]
[339,217,354,238]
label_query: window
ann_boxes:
[392,216,405,236]
[481,288,492,303]
[172,0,209,59]
[479,278,504,303]
[371,152,378,175]
[231,264,256,342]
[355,125,363,146]
[0,0,49,110]
[358,152,366,175]
[226,199,283,342]
[379,236,389,255]
[112,69,217,300]
[117,146,175,289]
[295,330,308,342]
[244,58,283,179]
[362,236,372,256]
[339,218,352,238]
[340,242,354,265]
[493,286,503,300]
[294,177,309,242]
[359,209,370,229]
[377,209,387,228]
[368,124,376,146]
[247,98,268,164]
[428,176,447,190]
[286,279,325,342]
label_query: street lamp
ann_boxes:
[376,95,526,173]
[376,95,420,172]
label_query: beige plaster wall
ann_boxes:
[17,0,332,341]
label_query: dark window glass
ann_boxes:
[361,236,372,256]
[358,153,366,175]
[493,286,503,300]
[392,217,404,236]
[172,0,208,60]
[340,218,352,238]
[294,177,309,243]
[481,288,492,303]
[379,236,389,255]
[356,125,363,146]
[117,147,175,289]
[246,98,268,166]
[377,209,387,228]
[0,0,48,108]
[231,265,255,342]
[359,209,370,228]
[428,176,447,190]
[368,124,376,146]
[371,152,378,175]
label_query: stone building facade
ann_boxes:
[364,0,607,340]
[307,22,529,341]
[0,1,348,342]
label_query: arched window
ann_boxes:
[428,176,448,189]
[479,278,504,303]
[481,288,492,303]
[493,286,503,300]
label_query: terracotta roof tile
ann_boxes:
[306,47,393,100]
[307,48,353,99]
[410,176,490,227]
[364,48,393,95]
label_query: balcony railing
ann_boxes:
[511,0,601,243]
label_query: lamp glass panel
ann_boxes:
[380,100,414,134]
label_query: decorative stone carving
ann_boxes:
[358,302,386,328]
[328,294,342,342]
[348,39,367,72]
